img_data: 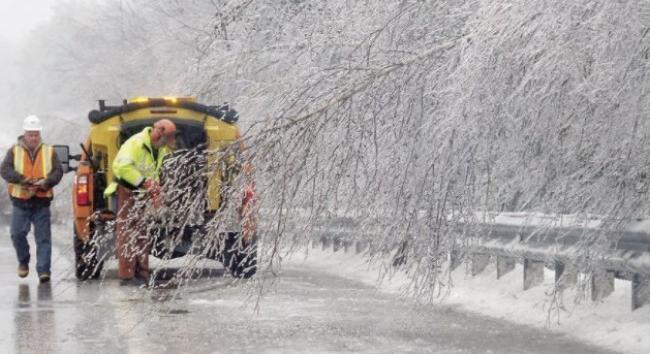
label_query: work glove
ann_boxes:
[24,178,46,193]
[142,179,162,208]
[32,179,47,190]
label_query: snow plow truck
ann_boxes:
[60,97,257,280]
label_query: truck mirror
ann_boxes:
[53,145,72,173]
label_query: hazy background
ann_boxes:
[0,0,58,136]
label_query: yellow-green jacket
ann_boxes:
[104,127,172,196]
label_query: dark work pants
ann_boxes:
[10,206,52,274]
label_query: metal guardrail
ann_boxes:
[468,222,650,310]
[299,214,650,311]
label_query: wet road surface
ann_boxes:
[0,223,619,354]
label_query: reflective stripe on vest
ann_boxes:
[8,144,54,199]
[42,145,52,177]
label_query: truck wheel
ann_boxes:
[223,232,257,278]
[74,228,104,280]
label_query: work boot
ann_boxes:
[38,272,51,283]
[136,270,151,282]
[17,264,29,278]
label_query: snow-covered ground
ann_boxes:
[296,248,650,354]
[2,223,615,354]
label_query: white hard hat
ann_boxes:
[23,115,43,131]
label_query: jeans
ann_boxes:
[10,206,52,274]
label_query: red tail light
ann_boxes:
[76,174,90,206]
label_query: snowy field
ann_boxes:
[295,248,650,354]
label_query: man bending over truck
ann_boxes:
[104,119,176,285]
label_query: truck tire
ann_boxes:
[74,228,104,280]
[223,232,257,278]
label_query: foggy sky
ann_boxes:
[0,0,55,42]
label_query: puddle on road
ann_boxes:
[166,309,190,315]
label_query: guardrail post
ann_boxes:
[591,270,615,301]
[333,237,342,252]
[355,241,367,254]
[321,236,331,250]
[523,259,544,290]
[343,241,353,253]
[471,253,490,276]
[632,274,650,310]
[554,261,577,289]
[449,250,462,271]
[497,256,516,279]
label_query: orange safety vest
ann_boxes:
[7,144,54,199]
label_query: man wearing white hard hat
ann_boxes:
[1,115,63,283]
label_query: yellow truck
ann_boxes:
[60,97,257,280]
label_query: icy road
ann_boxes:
[0,224,618,354]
